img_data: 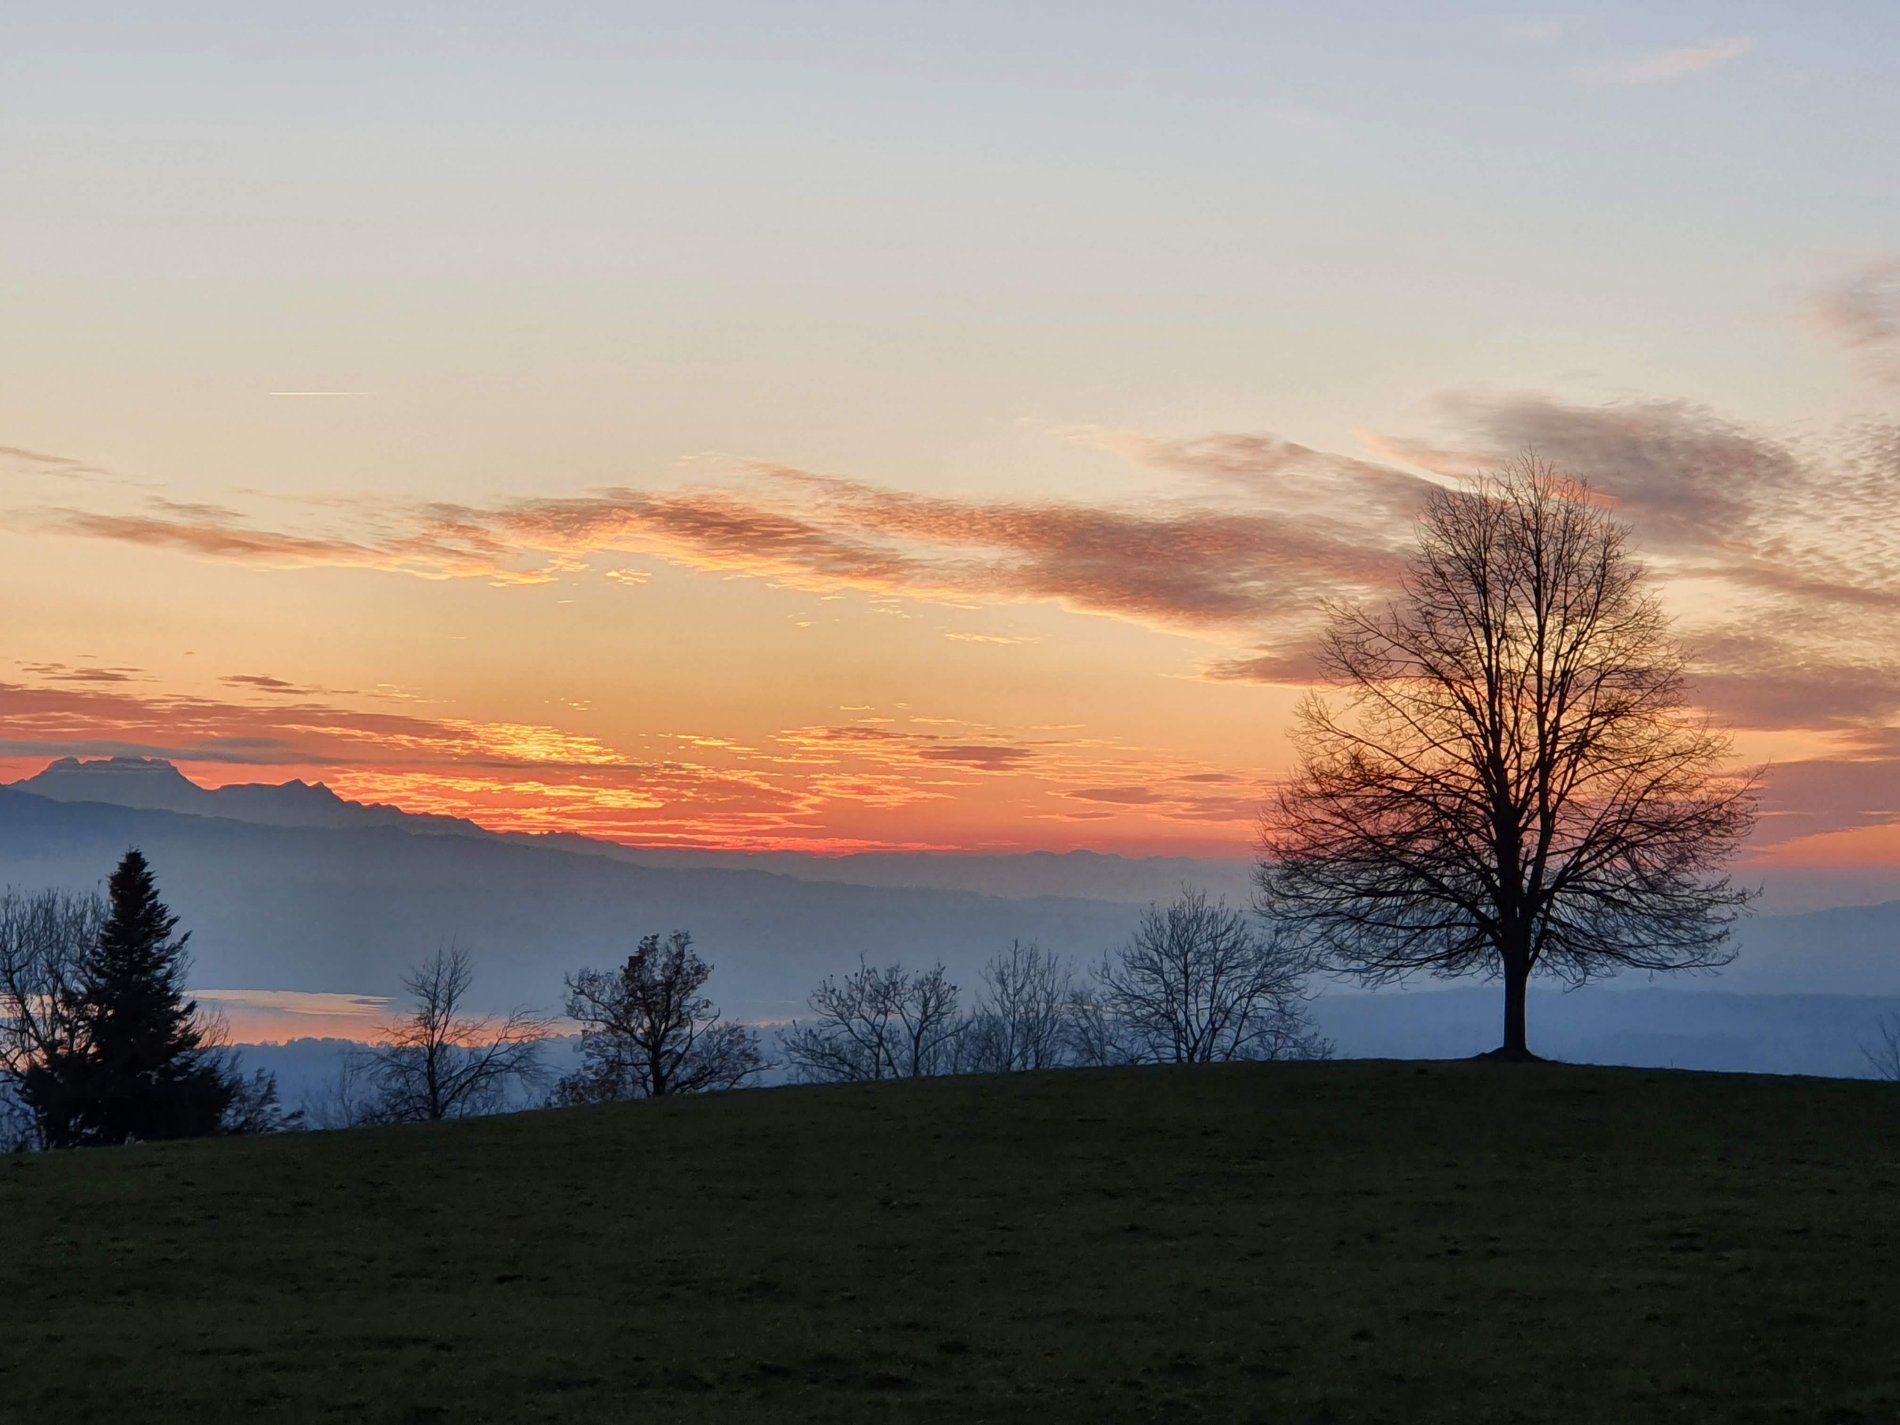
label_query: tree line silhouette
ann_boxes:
[5,459,1829,1151]
[304,879,1335,1131]
[0,843,1334,1146]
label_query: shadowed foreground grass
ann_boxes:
[3,1060,1897,1423]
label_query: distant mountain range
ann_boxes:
[0,767,1149,1021]
[8,756,1256,905]
[13,755,486,836]
[4,756,1898,1078]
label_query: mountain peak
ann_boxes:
[25,755,195,784]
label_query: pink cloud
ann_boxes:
[1576,37,1753,86]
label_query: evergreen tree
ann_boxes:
[26,850,235,1145]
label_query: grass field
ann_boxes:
[3,1060,1897,1423]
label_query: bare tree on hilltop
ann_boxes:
[1077,889,1330,1066]
[962,941,1073,1073]
[1257,457,1758,1060]
[1865,1013,1900,1082]
[354,945,551,1122]
[555,931,763,1104]
[782,958,964,1082]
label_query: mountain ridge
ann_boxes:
[4,755,1258,905]
[18,755,1898,915]
[11,755,488,838]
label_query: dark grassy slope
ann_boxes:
[3,1063,1896,1424]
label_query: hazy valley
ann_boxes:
[6,758,1898,1096]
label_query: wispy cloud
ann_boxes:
[1577,36,1753,86]
[1812,254,1900,384]
[18,661,145,686]
[1058,425,1434,517]
[1749,728,1900,849]
[223,673,332,697]
[1813,256,1900,348]
[17,400,1900,761]
[0,444,152,489]
[24,463,1407,634]
[30,502,561,584]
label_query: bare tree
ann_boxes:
[1865,1012,1900,1082]
[1062,983,1138,1068]
[962,941,1073,1073]
[360,945,551,1122]
[189,1002,298,1135]
[1258,457,1757,1060]
[555,931,763,1104]
[1092,888,1328,1065]
[782,959,964,1082]
[304,1051,387,1131]
[0,889,105,1149]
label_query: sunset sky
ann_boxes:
[4,4,1898,868]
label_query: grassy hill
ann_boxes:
[3,1061,1896,1423]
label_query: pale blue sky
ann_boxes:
[5,3,1894,500]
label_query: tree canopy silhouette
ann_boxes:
[556,931,762,1103]
[1085,889,1329,1065]
[1256,458,1757,1059]
[783,959,964,1082]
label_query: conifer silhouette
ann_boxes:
[26,850,233,1145]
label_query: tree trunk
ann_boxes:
[1482,956,1541,1062]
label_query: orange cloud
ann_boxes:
[197,989,391,1044]
[25,452,1408,637]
